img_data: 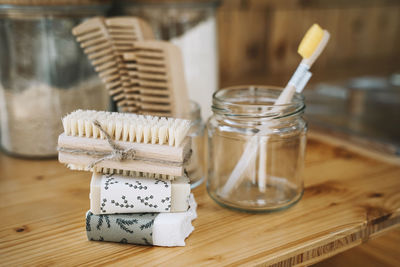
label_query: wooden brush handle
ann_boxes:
[59,152,186,176]
[58,134,191,176]
[58,133,191,163]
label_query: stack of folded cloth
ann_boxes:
[58,110,197,246]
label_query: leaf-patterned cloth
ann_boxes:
[86,211,156,245]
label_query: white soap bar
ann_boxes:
[90,172,190,214]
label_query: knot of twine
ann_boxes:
[58,120,136,170]
[88,120,136,169]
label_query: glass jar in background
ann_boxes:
[186,101,205,188]
[0,3,110,157]
[116,0,220,120]
[207,86,306,212]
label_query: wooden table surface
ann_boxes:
[1,135,399,266]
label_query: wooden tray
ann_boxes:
[1,134,399,266]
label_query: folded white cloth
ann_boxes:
[153,194,197,246]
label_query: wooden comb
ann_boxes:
[72,17,155,112]
[105,17,155,112]
[72,17,127,108]
[105,17,154,51]
[122,40,190,117]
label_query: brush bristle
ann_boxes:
[67,164,176,180]
[62,110,191,147]
[298,24,324,59]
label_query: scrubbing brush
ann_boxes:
[58,110,192,177]
[220,24,330,197]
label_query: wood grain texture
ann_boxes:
[312,228,400,267]
[0,135,399,266]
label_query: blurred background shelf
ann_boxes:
[217,0,400,163]
[217,0,400,87]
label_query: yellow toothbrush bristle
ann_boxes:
[298,24,324,59]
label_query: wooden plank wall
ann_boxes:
[218,0,400,87]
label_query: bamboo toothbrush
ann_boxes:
[122,40,191,118]
[58,110,192,177]
[220,24,330,197]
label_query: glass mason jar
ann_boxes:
[207,86,307,212]
[0,3,110,157]
[116,0,220,120]
[186,101,205,188]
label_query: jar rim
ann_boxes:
[212,85,305,119]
